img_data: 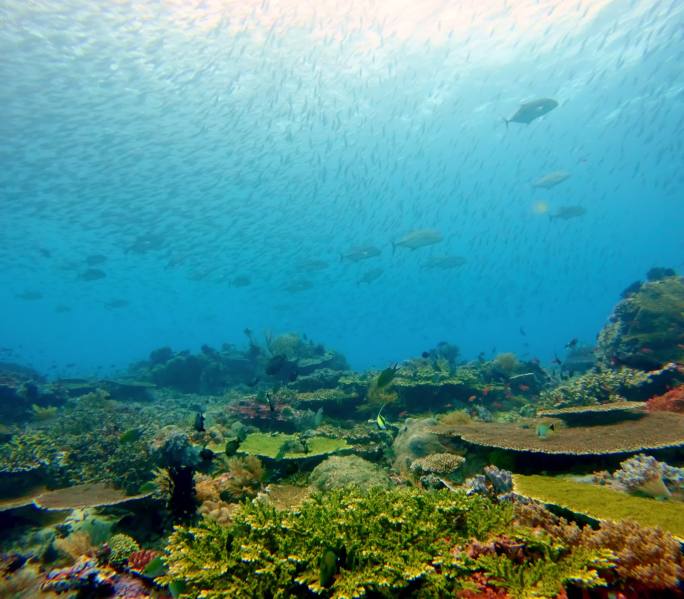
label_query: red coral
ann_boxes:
[127,550,160,573]
[646,384,684,413]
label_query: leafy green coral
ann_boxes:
[162,487,515,598]
[513,474,684,538]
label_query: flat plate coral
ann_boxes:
[439,411,684,455]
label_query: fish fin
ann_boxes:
[503,118,509,129]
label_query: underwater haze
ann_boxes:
[1,0,683,377]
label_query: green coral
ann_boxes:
[476,534,613,599]
[309,456,391,492]
[513,474,684,538]
[238,432,349,460]
[108,533,140,564]
[162,487,514,598]
[596,276,684,368]
[538,368,649,409]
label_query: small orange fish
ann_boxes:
[467,395,477,402]
[518,384,529,392]
[640,347,654,354]
[482,386,490,396]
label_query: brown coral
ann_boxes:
[127,549,160,572]
[54,532,96,563]
[221,455,265,501]
[438,412,684,455]
[409,453,465,476]
[580,520,684,591]
[33,482,150,510]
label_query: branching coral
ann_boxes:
[539,368,649,409]
[222,455,265,501]
[107,533,140,565]
[580,520,684,591]
[161,487,515,598]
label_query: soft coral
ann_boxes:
[646,384,684,413]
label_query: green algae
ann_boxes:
[513,474,684,538]
[238,432,350,460]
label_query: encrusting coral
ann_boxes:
[309,455,391,492]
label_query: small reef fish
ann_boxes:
[376,407,389,430]
[266,354,299,381]
[194,411,205,432]
[536,423,555,440]
[105,299,129,309]
[505,98,558,126]
[225,436,241,456]
[319,548,338,588]
[79,268,107,281]
[120,428,142,443]
[358,268,383,285]
[565,338,578,350]
[376,364,399,388]
[422,256,466,270]
[341,245,381,262]
[550,206,586,221]
[532,171,570,189]
[392,229,443,252]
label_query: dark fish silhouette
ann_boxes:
[549,206,586,221]
[194,411,205,432]
[86,254,108,266]
[79,268,107,281]
[16,291,43,300]
[505,98,558,126]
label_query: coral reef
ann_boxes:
[107,533,140,565]
[237,431,349,461]
[409,452,466,489]
[580,520,684,591]
[602,453,684,500]
[161,487,516,597]
[438,411,684,456]
[392,417,447,473]
[596,275,684,369]
[538,368,649,409]
[512,474,684,538]
[309,455,391,492]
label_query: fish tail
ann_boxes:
[503,118,509,129]
[339,253,344,262]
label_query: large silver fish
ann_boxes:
[505,98,558,126]
[532,170,570,189]
[550,205,586,220]
[392,229,443,252]
[341,245,381,262]
[422,256,466,270]
[358,268,384,284]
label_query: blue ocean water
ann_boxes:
[1,0,682,378]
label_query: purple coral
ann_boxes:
[612,453,682,498]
